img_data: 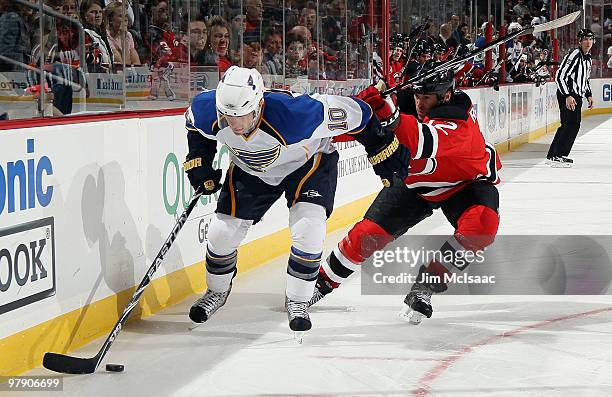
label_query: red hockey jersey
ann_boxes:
[394,91,501,201]
[388,59,405,88]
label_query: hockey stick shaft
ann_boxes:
[43,188,204,374]
[381,10,581,97]
[398,18,430,79]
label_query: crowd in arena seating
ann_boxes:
[0,0,609,118]
[387,0,610,88]
[0,0,378,117]
[384,0,558,89]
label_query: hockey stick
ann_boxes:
[397,19,430,81]
[381,10,582,97]
[43,188,204,374]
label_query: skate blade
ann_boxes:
[399,305,424,325]
[188,321,206,331]
[550,162,572,168]
[293,331,306,344]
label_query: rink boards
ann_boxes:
[0,79,611,375]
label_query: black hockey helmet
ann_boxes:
[390,33,407,50]
[433,43,447,54]
[412,62,455,97]
[577,28,595,40]
[414,39,433,55]
[455,45,471,57]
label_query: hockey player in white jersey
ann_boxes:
[183,66,409,334]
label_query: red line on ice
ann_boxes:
[412,305,612,396]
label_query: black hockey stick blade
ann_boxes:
[383,10,582,97]
[43,188,204,374]
[43,352,99,374]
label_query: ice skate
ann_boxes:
[189,288,231,323]
[285,297,311,343]
[547,156,573,168]
[400,265,445,325]
[400,282,434,325]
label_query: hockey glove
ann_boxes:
[183,155,223,194]
[366,129,410,188]
[356,85,400,132]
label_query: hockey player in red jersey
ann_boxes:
[310,64,502,325]
[388,41,406,88]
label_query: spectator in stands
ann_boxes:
[81,0,114,72]
[437,23,459,49]
[245,0,263,34]
[289,24,311,43]
[457,22,471,45]
[513,0,531,18]
[262,0,282,26]
[534,48,551,80]
[26,0,85,116]
[0,0,32,71]
[450,14,462,44]
[242,34,266,74]
[229,13,247,50]
[591,16,603,37]
[105,1,141,66]
[263,28,283,75]
[205,15,232,74]
[299,4,317,38]
[474,25,487,50]
[222,0,241,19]
[147,0,171,66]
[321,0,345,52]
[508,18,523,33]
[510,54,532,83]
[531,8,547,41]
[285,33,306,78]
[607,46,612,70]
[283,0,301,28]
[103,0,134,27]
[289,25,317,57]
[506,34,524,81]
[189,19,208,66]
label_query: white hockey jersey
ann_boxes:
[186,90,372,185]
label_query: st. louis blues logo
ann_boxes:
[229,145,281,172]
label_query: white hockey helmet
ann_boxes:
[216,66,264,121]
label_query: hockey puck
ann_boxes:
[105,364,125,372]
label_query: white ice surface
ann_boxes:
[15,115,612,397]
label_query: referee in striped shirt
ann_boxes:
[547,28,594,167]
